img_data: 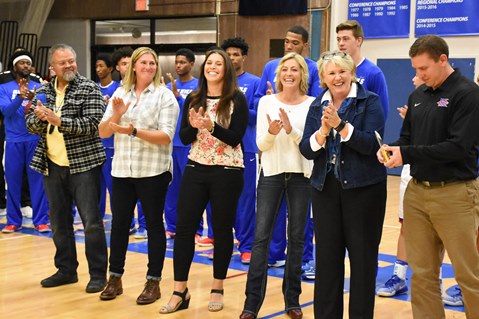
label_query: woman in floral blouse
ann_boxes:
[160,49,248,314]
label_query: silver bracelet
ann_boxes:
[318,128,329,137]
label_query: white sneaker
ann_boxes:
[21,206,33,218]
[73,213,82,225]
[377,275,408,297]
[301,262,316,280]
[443,286,463,306]
[268,260,286,268]
[134,227,148,239]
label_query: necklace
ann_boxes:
[54,77,67,113]
[53,95,65,113]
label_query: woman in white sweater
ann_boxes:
[240,52,314,319]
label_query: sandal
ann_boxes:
[159,288,190,314]
[208,289,224,312]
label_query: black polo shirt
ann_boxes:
[392,70,479,182]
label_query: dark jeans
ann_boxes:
[43,161,107,280]
[243,171,311,316]
[109,172,171,278]
[313,172,386,319]
[174,161,244,281]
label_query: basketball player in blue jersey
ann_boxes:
[254,25,317,275]
[221,37,260,264]
[95,54,120,219]
[0,47,40,220]
[163,48,200,240]
[0,50,50,233]
[254,25,321,107]
[336,20,389,119]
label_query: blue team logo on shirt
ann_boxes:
[437,98,449,108]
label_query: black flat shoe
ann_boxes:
[159,288,190,314]
[41,272,78,288]
[86,278,107,293]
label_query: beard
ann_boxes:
[14,69,30,79]
[63,70,77,82]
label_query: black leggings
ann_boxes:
[173,161,244,281]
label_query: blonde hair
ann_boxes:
[122,47,162,92]
[317,50,357,89]
[274,52,309,95]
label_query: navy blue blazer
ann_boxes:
[299,83,387,191]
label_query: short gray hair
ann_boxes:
[317,50,357,89]
[48,44,77,64]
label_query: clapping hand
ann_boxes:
[266,114,282,135]
[278,108,292,134]
[397,105,408,119]
[111,97,129,117]
[166,73,180,97]
[189,107,213,131]
[160,76,166,87]
[19,78,35,100]
[322,102,341,128]
[266,81,274,95]
[109,122,134,135]
[34,103,61,127]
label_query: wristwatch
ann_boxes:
[334,120,347,133]
[130,127,137,137]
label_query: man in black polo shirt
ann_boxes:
[378,35,479,319]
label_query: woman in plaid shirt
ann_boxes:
[98,47,179,305]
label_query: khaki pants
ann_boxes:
[404,179,479,319]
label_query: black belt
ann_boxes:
[412,178,459,187]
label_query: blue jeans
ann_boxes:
[243,171,311,316]
[43,161,107,280]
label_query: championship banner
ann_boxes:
[415,0,479,36]
[348,0,410,38]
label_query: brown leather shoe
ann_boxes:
[287,308,303,319]
[239,311,256,319]
[136,279,161,305]
[100,275,123,300]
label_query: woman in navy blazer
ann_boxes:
[299,50,387,319]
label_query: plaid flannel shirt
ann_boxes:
[101,84,179,178]
[26,74,106,175]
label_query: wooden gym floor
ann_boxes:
[0,176,467,318]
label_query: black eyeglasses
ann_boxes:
[321,51,348,60]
